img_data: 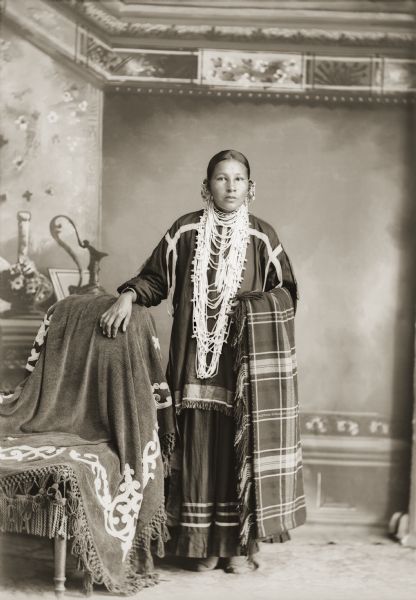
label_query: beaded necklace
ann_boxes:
[192,199,249,379]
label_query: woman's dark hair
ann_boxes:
[206,149,250,181]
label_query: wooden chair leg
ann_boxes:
[53,533,67,598]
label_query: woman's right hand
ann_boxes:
[99,291,134,338]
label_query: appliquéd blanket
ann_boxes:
[0,294,175,594]
[233,287,306,550]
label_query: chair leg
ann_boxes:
[53,533,67,598]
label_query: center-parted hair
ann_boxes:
[206,149,251,181]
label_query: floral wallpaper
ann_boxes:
[0,26,103,295]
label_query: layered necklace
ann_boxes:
[192,199,249,379]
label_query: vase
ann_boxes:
[0,211,53,317]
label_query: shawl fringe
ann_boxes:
[178,399,233,417]
[233,302,256,551]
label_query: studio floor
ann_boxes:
[1,525,415,600]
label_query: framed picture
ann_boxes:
[48,268,90,301]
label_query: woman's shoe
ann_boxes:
[223,555,258,574]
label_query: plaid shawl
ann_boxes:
[0,294,175,594]
[233,287,306,550]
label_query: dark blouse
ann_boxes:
[118,210,297,415]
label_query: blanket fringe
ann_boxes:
[232,304,256,553]
[0,469,69,538]
[0,466,169,596]
[134,503,170,557]
[231,304,247,371]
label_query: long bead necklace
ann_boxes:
[192,199,249,379]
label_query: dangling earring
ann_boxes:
[201,179,212,204]
[247,179,256,205]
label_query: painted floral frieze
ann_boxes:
[301,413,409,438]
[85,37,198,81]
[202,50,303,89]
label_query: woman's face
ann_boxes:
[209,159,249,213]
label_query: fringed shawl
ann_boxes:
[233,287,306,549]
[0,294,176,595]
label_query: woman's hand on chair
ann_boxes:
[99,292,133,338]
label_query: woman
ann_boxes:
[100,149,300,573]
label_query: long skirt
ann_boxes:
[166,409,242,558]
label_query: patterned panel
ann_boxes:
[308,57,373,89]
[383,59,416,91]
[83,37,199,82]
[201,50,303,89]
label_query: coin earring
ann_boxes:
[201,179,212,204]
[247,179,256,205]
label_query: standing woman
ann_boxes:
[100,149,304,573]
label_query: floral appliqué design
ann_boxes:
[69,426,161,561]
[152,382,172,409]
[0,445,66,461]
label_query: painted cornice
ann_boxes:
[54,0,416,49]
[3,0,416,105]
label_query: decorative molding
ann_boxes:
[109,85,415,106]
[4,0,416,104]
[302,434,409,464]
[57,0,416,49]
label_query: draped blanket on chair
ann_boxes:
[233,287,306,550]
[0,294,175,595]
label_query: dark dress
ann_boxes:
[118,209,297,557]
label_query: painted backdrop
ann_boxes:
[0,26,103,302]
[102,93,415,433]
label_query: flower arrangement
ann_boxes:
[0,212,53,316]
[0,257,53,316]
